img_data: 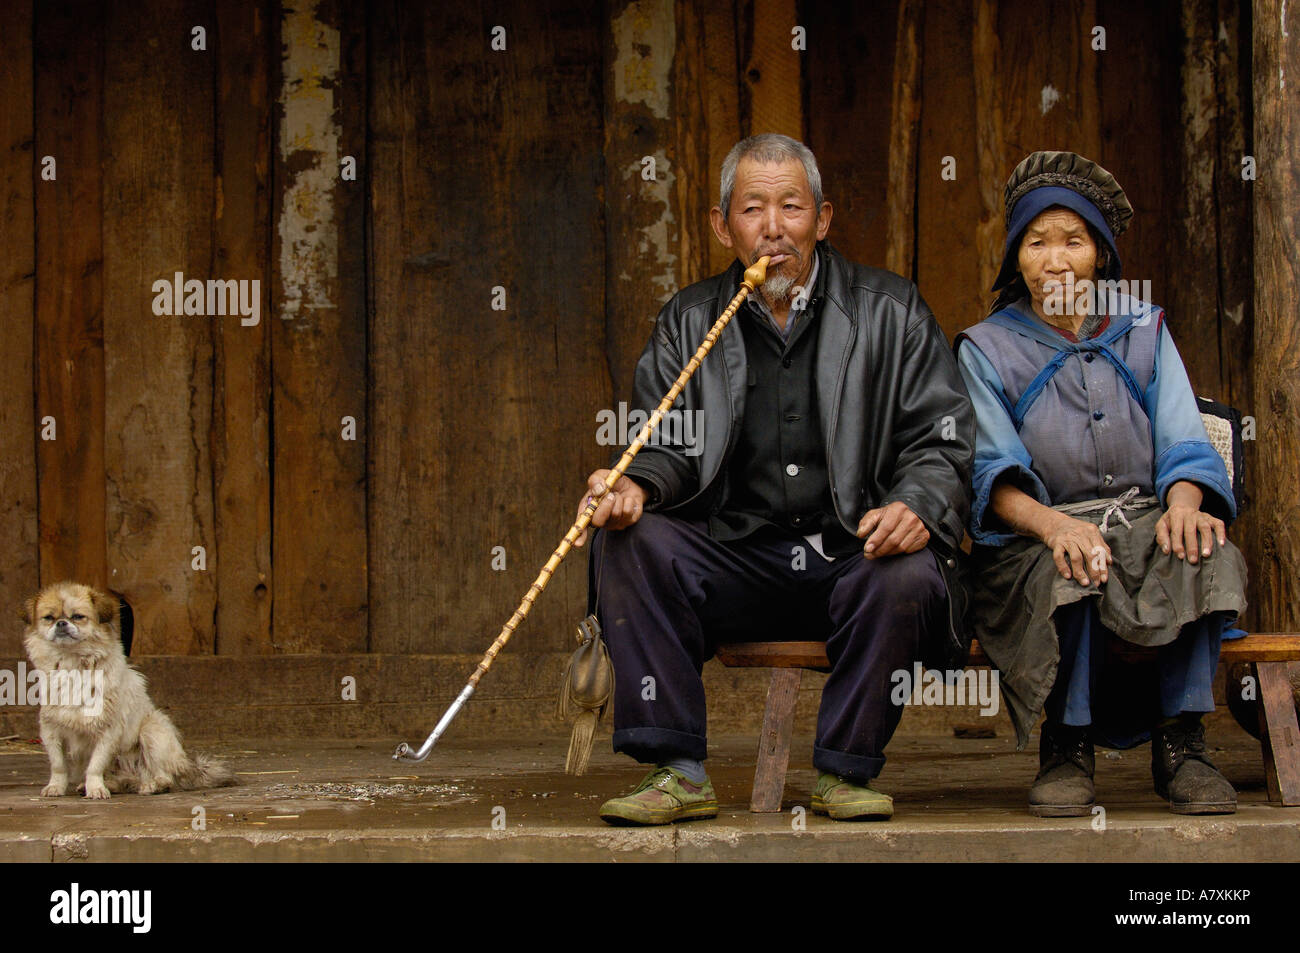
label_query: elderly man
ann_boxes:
[575,134,973,823]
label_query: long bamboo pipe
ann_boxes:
[393,256,771,762]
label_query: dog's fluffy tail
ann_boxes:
[179,753,238,790]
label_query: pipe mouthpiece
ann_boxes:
[743,256,770,289]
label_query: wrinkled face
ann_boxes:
[1017,207,1099,317]
[710,157,832,303]
[25,584,113,646]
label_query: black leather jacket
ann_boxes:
[623,241,976,667]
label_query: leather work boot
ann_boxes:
[811,772,894,820]
[1151,714,1237,815]
[1028,721,1095,817]
[599,766,719,826]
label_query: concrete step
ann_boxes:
[2,725,1295,862]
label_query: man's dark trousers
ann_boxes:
[589,512,947,782]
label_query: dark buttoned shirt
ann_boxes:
[709,253,860,558]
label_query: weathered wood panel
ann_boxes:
[737,0,802,139]
[0,0,38,652]
[102,0,216,654]
[1168,0,1229,400]
[603,0,680,405]
[673,0,741,285]
[973,0,1102,292]
[270,0,368,653]
[1252,0,1300,633]
[916,0,984,339]
[33,0,107,593]
[1097,0,1177,322]
[368,0,607,654]
[213,0,274,654]
[802,2,898,270]
[884,0,922,281]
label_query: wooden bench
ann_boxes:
[715,636,1300,812]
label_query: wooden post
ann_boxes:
[1252,0,1300,635]
[1253,0,1300,804]
[0,0,38,654]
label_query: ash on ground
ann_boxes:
[265,781,474,803]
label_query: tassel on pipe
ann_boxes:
[393,256,769,763]
[565,711,599,776]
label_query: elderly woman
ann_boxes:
[955,152,1247,817]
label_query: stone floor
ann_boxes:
[2,717,1297,862]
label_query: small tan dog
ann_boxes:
[22,581,236,799]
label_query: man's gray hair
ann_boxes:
[718,134,824,217]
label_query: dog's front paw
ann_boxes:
[82,779,111,800]
[41,782,68,797]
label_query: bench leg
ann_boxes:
[750,668,802,813]
[1256,661,1300,806]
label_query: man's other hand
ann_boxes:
[856,501,930,559]
[574,470,648,547]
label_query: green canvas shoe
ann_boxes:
[811,772,894,821]
[599,766,719,826]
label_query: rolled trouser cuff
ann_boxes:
[613,727,707,764]
[813,745,885,784]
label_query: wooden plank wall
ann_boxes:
[33,0,107,600]
[4,0,1255,657]
[270,0,367,653]
[367,0,606,654]
[0,0,37,655]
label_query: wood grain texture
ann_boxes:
[1257,661,1300,804]
[884,0,922,281]
[34,0,107,593]
[737,0,802,139]
[917,0,985,340]
[673,0,741,286]
[974,0,1101,296]
[718,636,1300,670]
[802,1,898,270]
[271,0,367,653]
[750,666,800,812]
[603,0,679,405]
[368,0,606,654]
[1097,0,1178,325]
[1252,0,1300,634]
[102,0,216,654]
[213,0,274,654]
[1167,0,1228,400]
[0,0,38,651]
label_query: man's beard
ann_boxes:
[757,253,801,303]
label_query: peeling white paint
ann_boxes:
[1040,84,1060,115]
[611,0,677,303]
[1282,0,1289,91]
[610,0,674,120]
[631,155,677,304]
[278,0,339,318]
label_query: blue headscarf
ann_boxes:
[992,186,1122,291]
